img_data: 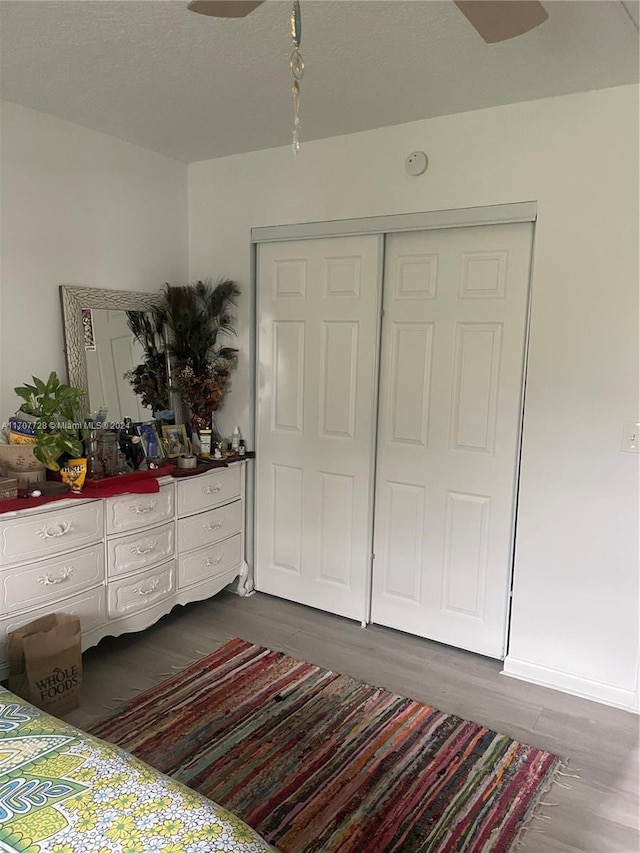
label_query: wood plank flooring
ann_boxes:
[65,592,640,853]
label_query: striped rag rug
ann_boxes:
[90,638,561,852]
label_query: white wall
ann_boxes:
[189,85,639,709]
[0,100,188,420]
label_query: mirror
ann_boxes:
[60,285,167,424]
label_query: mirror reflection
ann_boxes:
[83,307,153,423]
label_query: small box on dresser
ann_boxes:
[0,478,18,499]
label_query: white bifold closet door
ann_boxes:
[255,235,382,621]
[371,223,533,657]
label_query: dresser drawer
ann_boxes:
[0,586,106,666]
[178,533,242,589]
[0,501,103,566]
[107,522,174,579]
[107,559,175,618]
[177,499,242,553]
[105,483,174,535]
[177,465,241,517]
[1,543,105,610]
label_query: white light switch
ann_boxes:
[621,422,640,453]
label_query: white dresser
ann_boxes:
[0,462,250,679]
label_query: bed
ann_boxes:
[0,685,273,852]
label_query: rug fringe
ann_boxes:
[510,756,575,851]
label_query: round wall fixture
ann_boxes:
[405,151,429,177]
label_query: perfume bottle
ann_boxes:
[231,425,241,453]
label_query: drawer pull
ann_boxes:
[37,566,74,586]
[202,484,222,495]
[130,540,158,556]
[203,553,224,567]
[205,518,224,532]
[37,521,73,540]
[129,500,158,515]
[133,578,160,597]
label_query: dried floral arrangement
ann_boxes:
[125,278,240,426]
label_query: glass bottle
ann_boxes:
[86,433,105,479]
[96,432,119,477]
[115,449,133,475]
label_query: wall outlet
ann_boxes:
[621,421,640,453]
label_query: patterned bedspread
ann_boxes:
[0,686,272,853]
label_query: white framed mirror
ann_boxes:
[60,285,166,423]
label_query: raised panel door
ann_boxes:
[256,235,382,621]
[372,223,532,657]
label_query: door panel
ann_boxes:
[256,235,382,621]
[371,223,532,657]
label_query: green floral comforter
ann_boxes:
[0,687,272,853]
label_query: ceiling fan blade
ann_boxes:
[187,0,264,18]
[453,1,548,43]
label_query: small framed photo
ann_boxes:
[137,422,163,460]
[161,424,189,457]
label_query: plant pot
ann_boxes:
[0,444,46,488]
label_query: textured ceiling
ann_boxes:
[0,0,638,162]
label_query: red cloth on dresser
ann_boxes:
[0,464,174,514]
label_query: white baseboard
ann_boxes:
[502,655,639,713]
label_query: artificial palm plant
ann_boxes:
[135,278,240,426]
[157,278,240,375]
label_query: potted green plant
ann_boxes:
[12,372,85,471]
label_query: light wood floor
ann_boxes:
[65,591,640,853]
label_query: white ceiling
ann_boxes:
[0,0,638,162]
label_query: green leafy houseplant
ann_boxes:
[14,372,85,471]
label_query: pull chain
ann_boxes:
[290,0,304,155]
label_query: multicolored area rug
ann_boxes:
[90,637,561,852]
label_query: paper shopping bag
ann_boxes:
[7,613,82,714]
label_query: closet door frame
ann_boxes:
[249,202,537,636]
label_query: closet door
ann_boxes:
[256,235,382,621]
[371,223,532,658]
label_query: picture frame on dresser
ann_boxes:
[137,422,163,460]
[161,424,188,457]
